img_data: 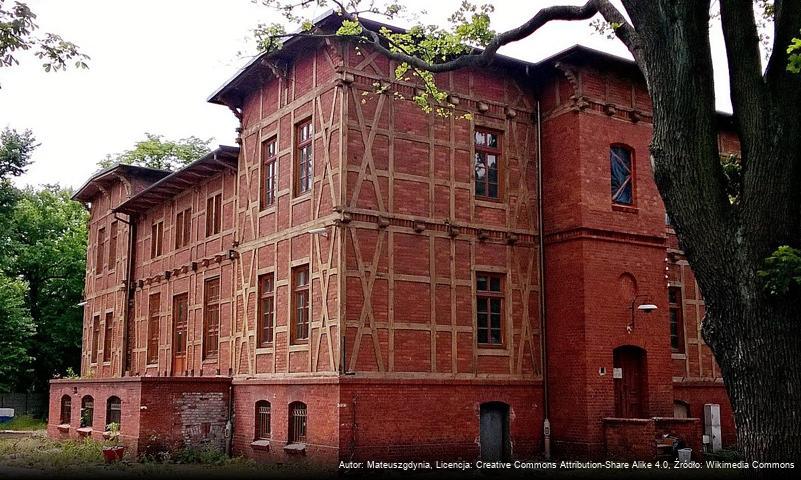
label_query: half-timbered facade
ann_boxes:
[50,12,736,463]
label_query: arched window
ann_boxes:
[255,401,271,440]
[80,396,94,428]
[59,395,72,425]
[106,396,121,430]
[610,145,634,205]
[288,401,307,444]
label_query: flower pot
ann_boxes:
[102,446,125,463]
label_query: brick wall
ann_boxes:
[603,418,656,460]
[231,379,340,465]
[339,379,542,461]
[49,378,230,457]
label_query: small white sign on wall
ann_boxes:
[613,367,623,379]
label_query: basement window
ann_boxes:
[81,396,94,428]
[60,395,71,425]
[105,396,121,429]
[255,401,271,440]
[288,402,307,444]
[611,145,634,205]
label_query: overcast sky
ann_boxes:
[0,0,732,189]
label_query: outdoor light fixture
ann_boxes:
[307,227,328,237]
[628,294,658,333]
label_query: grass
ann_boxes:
[0,434,751,479]
[0,415,47,431]
[0,433,326,478]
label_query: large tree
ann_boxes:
[1,186,88,392]
[258,0,801,462]
[0,129,87,392]
[98,132,212,171]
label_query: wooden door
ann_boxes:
[172,293,188,374]
[480,402,509,461]
[614,346,646,418]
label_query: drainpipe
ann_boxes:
[225,384,234,456]
[115,213,136,376]
[536,101,551,459]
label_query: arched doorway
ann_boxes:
[479,402,510,461]
[613,346,647,418]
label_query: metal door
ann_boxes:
[480,402,509,461]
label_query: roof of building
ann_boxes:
[72,164,171,203]
[206,11,739,126]
[114,145,240,216]
[207,9,548,108]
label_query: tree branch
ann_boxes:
[719,0,766,132]
[765,0,801,88]
[594,0,647,82]
[334,0,601,73]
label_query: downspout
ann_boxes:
[115,213,136,376]
[225,384,234,456]
[536,101,551,459]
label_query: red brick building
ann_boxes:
[49,13,736,464]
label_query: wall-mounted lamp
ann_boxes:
[307,227,328,238]
[628,294,657,333]
[227,249,239,261]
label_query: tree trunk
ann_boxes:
[705,295,801,463]
[619,0,801,463]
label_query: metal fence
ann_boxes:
[0,392,48,418]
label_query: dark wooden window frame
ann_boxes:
[258,273,275,347]
[261,137,278,209]
[108,221,118,271]
[669,286,686,354]
[474,128,503,201]
[103,311,113,363]
[172,293,188,356]
[476,272,505,347]
[205,193,223,237]
[147,293,160,365]
[255,400,271,440]
[288,401,307,444]
[203,277,221,360]
[91,314,100,364]
[611,144,636,206]
[95,226,106,274]
[295,120,313,196]
[175,207,192,249]
[150,220,164,259]
[291,265,310,344]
